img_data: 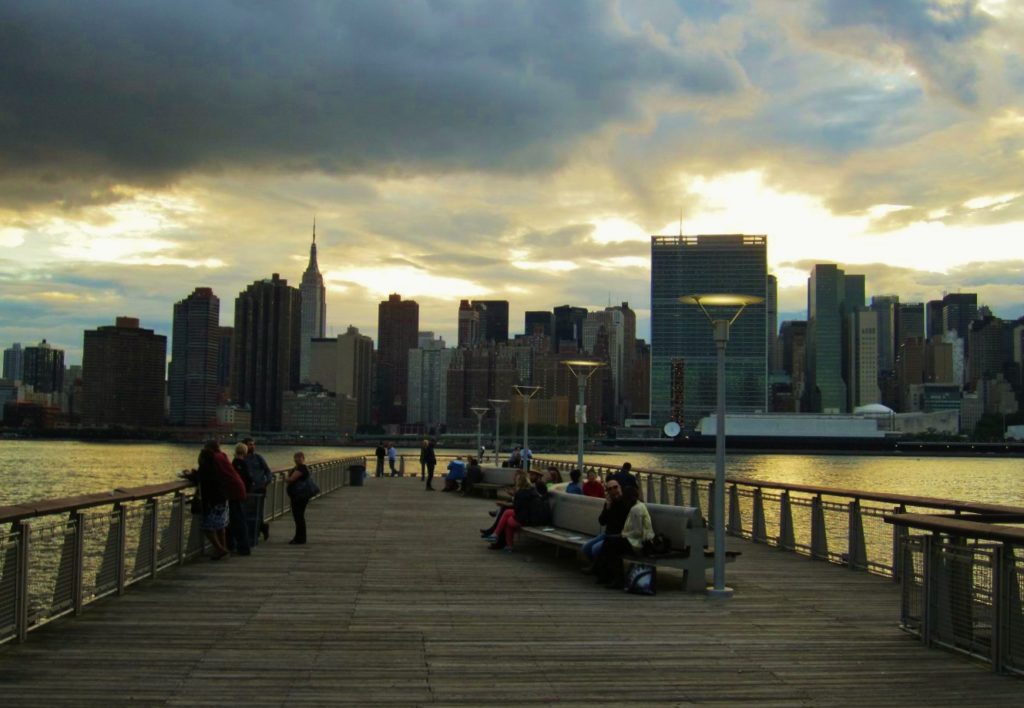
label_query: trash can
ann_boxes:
[348,465,365,487]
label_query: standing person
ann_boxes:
[521,445,533,472]
[608,462,639,491]
[419,440,429,480]
[223,443,251,556]
[374,442,386,478]
[582,469,605,498]
[424,440,437,490]
[508,446,522,469]
[187,441,229,560]
[285,451,312,545]
[243,437,273,542]
[387,443,399,476]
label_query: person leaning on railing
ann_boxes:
[183,441,231,561]
[243,437,273,542]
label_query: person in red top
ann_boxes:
[582,469,605,498]
[211,441,250,556]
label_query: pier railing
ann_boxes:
[435,455,1018,582]
[886,513,1024,676]
[0,455,364,645]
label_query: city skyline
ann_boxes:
[2,2,1023,362]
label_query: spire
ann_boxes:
[306,217,319,273]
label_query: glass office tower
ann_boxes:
[650,235,767,429]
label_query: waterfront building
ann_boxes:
[942,293,979,347]
[23,340,64,395]
[473,300,509,343]
[553,305,587,352]
[168,287,220,427]
[870,295,899,374]
[282,388,357,435]
[805,264,864,413]
[3,343,23,382]
[309,325,374,427]
[766,275,779,373]
[457,299,480,348]
[897,302,925,350]
[215,403,252,433]
[444,345,517,429]
[299,224,326,383]
[524,310,554,340]
[216,326,233,403]
[81,317,166,428]
[629,339,651,417]
[847,308,881,409]
[377,293,419,423]
[651,234,767,428]
[407,336,454,429]
[896,337,926,412]
[231,274,302,432]
[967,316,1005,389]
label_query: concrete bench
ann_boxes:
[463,466,518,498]
[518,489,733,592]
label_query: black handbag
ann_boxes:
[188,493,203,515]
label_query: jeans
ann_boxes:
[582,532,606,561]
[227,499,251,555]
[290,496,309,543]
[388,458,397,476]
[375,458,384,477]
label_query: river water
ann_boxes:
[1,439,1020,508]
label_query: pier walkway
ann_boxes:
[1,476,1019,706]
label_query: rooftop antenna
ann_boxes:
[313,215,316,244]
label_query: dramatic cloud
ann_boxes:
[1,1,1022,362]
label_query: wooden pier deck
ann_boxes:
[1,477,1019,706]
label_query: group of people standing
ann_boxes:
[373,442,399,477]
[186,438,314,558]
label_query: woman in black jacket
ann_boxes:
[423,441,437,491]
[487,474,541,552]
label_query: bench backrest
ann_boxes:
[547,490,706,550]
[479,466,517,486]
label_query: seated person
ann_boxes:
[545,466,563,485]
[582,469,605,498]
[528,467,548,497]
[443,456,467,492]
[565,469,584,495]
[486,474,547,552]
[593,486,654,588]
[463,456,483,494]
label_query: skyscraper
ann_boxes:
[804,264,852,413]
[23,340,64,394]
[82,318,166,427]
[309,325,375,426]
[766,275,779,373]
[869,295,899,373]
[473,300,509,343]
[553,305,587,352]
[847,308,880,409]
[377,293,419,423]
[896,302,925,350]
[407,333,454,428]
[457,299,480,348]
[2,343,23,382]
[942,293,978,345]
[299,222,326,383]
[524,310,554,338]
[650,234,767,428]
[168,287,220,427]
[232,274,302,431]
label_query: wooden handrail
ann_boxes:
[883,512,1024,544]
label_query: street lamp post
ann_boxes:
[512,385,542,468]
[487,399,508,466]
[470,406,489,462]
[679,293,764,599]
[563,360,603,476]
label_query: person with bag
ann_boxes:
[285,451,317,545]
[186,441,231,561]
[593,486,654,589]
[226,442,253,555]
[485,474,545,553]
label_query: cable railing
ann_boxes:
[0,455,364,645]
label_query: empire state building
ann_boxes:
[300,221,326,383]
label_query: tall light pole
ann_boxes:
[563,360,603,476]
[512,385,542,468]
[487,399,508,466]
[470,406,489,462]
[679,293,763,598]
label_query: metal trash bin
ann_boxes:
[348,465,365,487]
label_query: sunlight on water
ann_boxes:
[0,441,1020,507]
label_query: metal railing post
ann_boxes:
[673,478,683,507]
[752,488,767,544]
[810,494,828,560]
[847,500,867,571]
[728,484,742,537]
[645,474,655,503]
[176,493,187,566]
[992,543,1005,673]
[892,504,907,582]
[15,520,30,642]
[778,491,795,551]
[689,480,701,515]
[73,511,85,615]
[150,498,160,579]
[115,504,127,596]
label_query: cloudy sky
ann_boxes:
[2,0,1022,364]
